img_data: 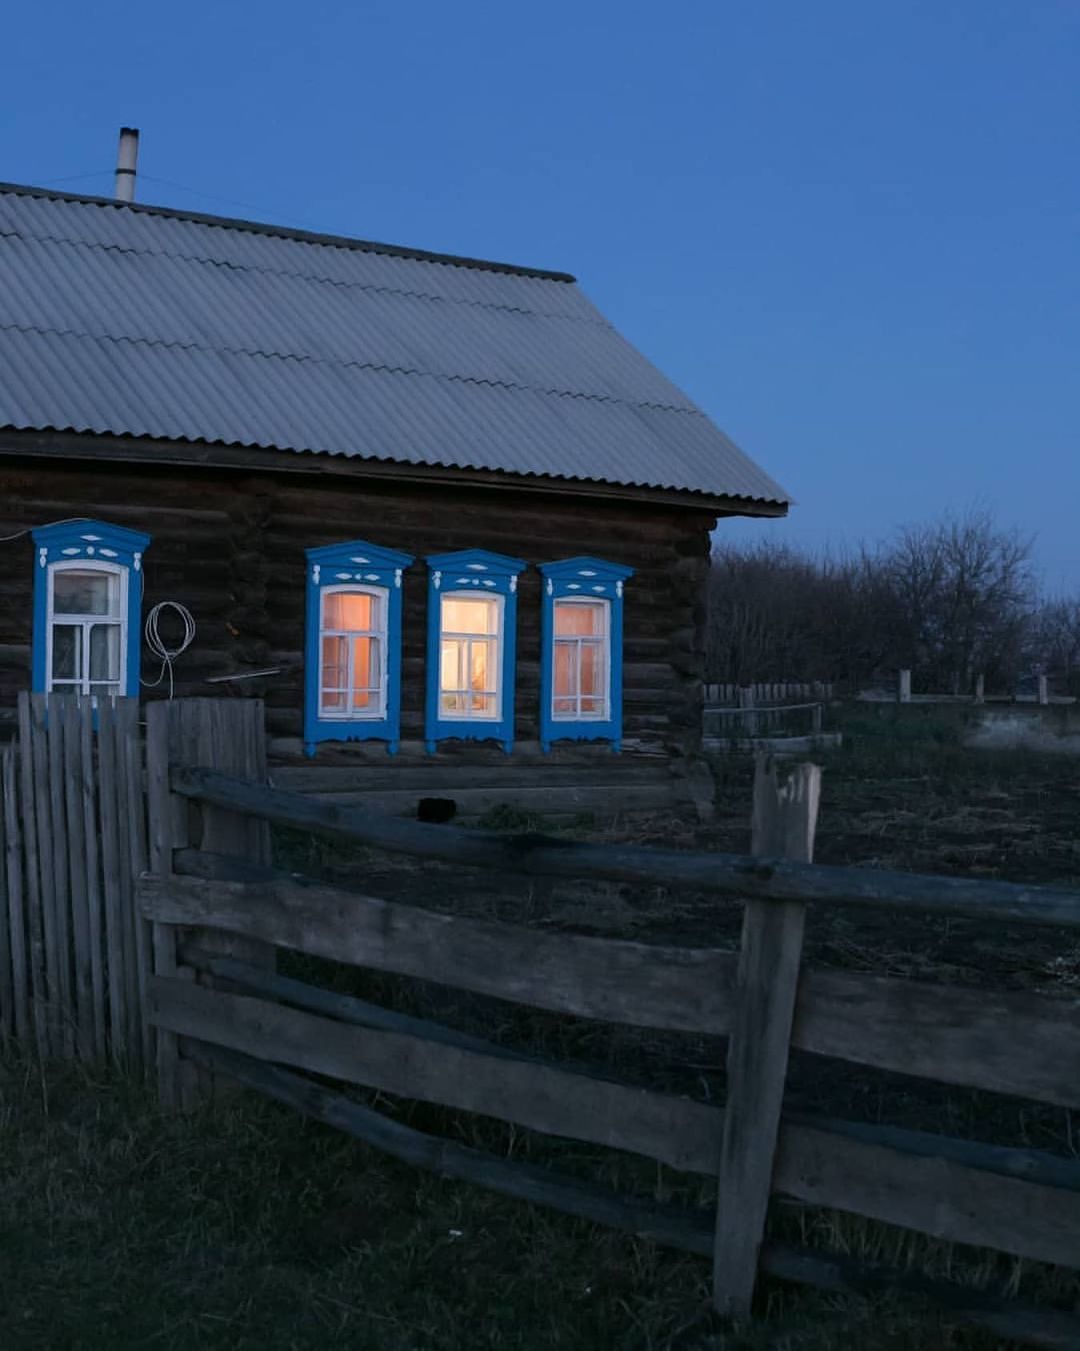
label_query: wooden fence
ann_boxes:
[705,681,835,705]
[138,698,1080,1347]
[0,692,150,1065]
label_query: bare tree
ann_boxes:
[706,509,1038,692]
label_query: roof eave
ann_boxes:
[0,426,790,515]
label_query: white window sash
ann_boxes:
[318,584,388,720]
[45,561,127,697]
[552,598,611,721]
[439,592,503,721]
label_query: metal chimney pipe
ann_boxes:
[115,127,139,203]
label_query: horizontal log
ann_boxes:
[154,973,1080,1269]
[144,867,1080,1109]
[308,783,686,818]
[759,1245,1080,1350]
[793,967,1080,1109]
[190,949,1080,1195]
[181,948,560,1070]
[170,767,1080,930]
[269,762,677,794]
[188,1040,716,1253]
[141,873,733,1034]
[150,976,722,1172]
[776,1118,1080,1270]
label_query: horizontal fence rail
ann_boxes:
[168,766,1080,930]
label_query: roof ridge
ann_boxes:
[0,180,577,283]
[2,220,606,325]
[0,318,703,415]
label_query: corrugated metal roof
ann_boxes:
[0,183,789,506]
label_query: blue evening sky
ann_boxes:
[3,2,1077,590]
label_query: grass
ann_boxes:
[4,715,1080,1348]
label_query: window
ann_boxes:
[304,538,413,756]
[31,520,150,698]
[319,588,386,719]
[438,593,502,719]
[425,549,526,753]
[553,598,608,720]
[539,556,633,752]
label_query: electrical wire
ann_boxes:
[0,516,91,543]
[141,601,196,700]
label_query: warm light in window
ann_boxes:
[553,599,608,719]
[319,588,385,718]
[439,594,500,718]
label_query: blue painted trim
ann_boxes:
[424,549,526,754]
[303,538,414,757]
[538,555,633,753]
[31,519,151,697]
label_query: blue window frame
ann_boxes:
[304,539,414,757]
[425,549,526,754]
[539,556,633,753]
[31,519,150,698]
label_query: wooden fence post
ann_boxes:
[1038,674,1049,706]
[713,757,822,1317]
[898,669,911,704]
[147,698,271,1109]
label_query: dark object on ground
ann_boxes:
[418,797,457,824]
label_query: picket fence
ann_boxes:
[0,692,150,1065]
[704,682,835,706]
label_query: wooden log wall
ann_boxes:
[0,451,715,756]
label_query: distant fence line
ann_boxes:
[704,682,834,706]
[705,673,1078,711]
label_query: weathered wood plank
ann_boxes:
[269,762,676,794]
[79,696,106,1059]
[149,975,722,1172]
[139,865,1080,1109]
[170,767,1080,930]
[145,700,180,1107]
[794,967,1080,1109]
[17,694,48,1055]
[45,695,75,1057]
[775,1117,1080,1269]
[188,1040,716,1253]
[758,1244,1080,1350]
[0,748,13,1037]
[59,698,93,1060]
[307,783,685,818]
[97,698,127,1063]
[713,760,820,1315]
[120,699,153,1067]
[110,700,141,1062]
[139,872,734,1033]
[28,693,61,1053]
[2,744,30,1041]
[168,699,274,1106]
[181,947,554,1068]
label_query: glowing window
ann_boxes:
[552,598,609,721]
[318,588,386,719]
[439,594,502,720]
